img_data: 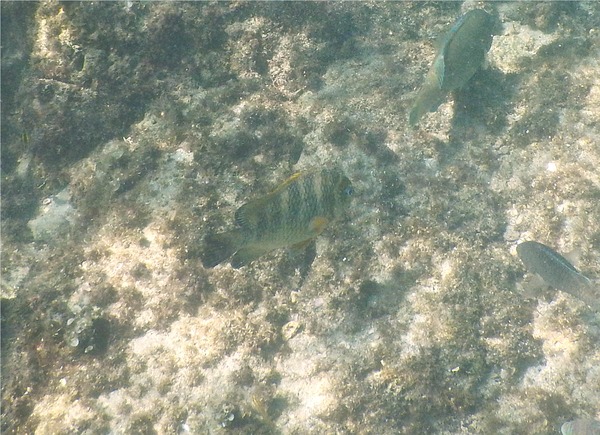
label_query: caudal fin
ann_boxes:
[409,81,446,126]
[201,231,241,268]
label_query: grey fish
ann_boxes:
[202,168,353,269]
[561,418,600,435]
[517,241,599,310]
[409,9,494,125]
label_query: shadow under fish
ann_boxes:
[516,241,599,311]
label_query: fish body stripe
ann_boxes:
[321,171,336,217]
[202,168,353,268]
[287,178,302,230]
[536,243,579,274]
[302,174,318,226]
[267,188,285,237]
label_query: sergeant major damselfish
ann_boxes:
[201,168,354,269]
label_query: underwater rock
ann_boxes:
[27,188,77,243]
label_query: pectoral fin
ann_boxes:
[231,245,271,269]
[288,239,317,276]
[409,78,447,126]
[291,238,314,252]
[309,216,329,236]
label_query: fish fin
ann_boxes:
[270,172,303,195]
[291,238,315,252]
[433,31,448,52]
[235,173,304,228]
[231,245,271,269]
[409,77,446,126]
[565,278,599,311]
[309,216,329,236]
[433,55,445,88]
[235,202,255,228]
[201,230,242,268]
[563,248,582,268]
[286,239,317,279]
[408,105,422,127]
[519,274,548,299]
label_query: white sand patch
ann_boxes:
[489,22,559,74]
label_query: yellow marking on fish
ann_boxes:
[202,168,352,268]
[270,172,303,195]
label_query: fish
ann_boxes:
[409,9,494,126]
[561,418,600,435]
[516,241,599,310]
[201,168,354,269]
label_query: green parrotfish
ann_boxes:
[202,168,354,268]
[409,9,494,126]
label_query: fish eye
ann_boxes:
[343,186,354,196]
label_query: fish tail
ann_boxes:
[572,280,600,312]
[201,230,243,268]
[409,84,446,126]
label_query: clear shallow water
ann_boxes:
[2,2,599,433]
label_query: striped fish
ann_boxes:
[517,241,598,310]
[561,418,600,435]
[201,168,353,268]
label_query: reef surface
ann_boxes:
[2,2,599,433]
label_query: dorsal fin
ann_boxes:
[270,172,303,195]
[235,172,304,229]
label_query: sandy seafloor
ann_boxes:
[2,1,600,434]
